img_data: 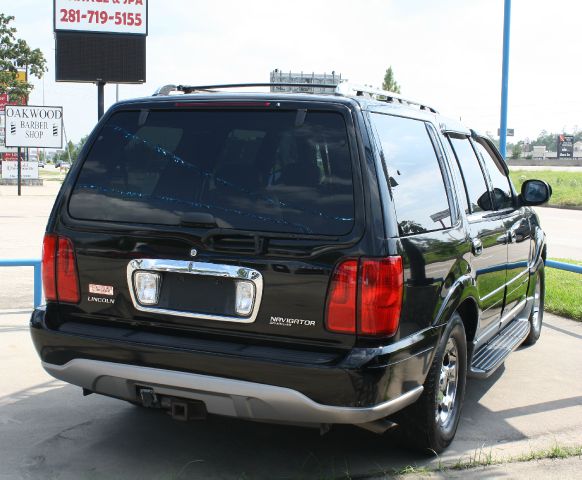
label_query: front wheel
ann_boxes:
[396,312,467,453]
[523,265,545,346]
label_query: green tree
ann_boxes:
[0,14,47,99]
[382,66,401,93]
[54,135,89,164]
[511,143,522,159]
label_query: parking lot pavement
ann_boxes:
[1,310,580,480]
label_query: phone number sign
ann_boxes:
[54,0,147,35]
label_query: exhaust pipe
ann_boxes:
[355,419,398,435]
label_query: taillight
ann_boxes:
[359,257,403,336]
[325,257,403,337]
[42,234,80,304]
[325,260,358,333]
[42,234,58,301]
[56,237,80,303]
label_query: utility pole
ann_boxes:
[499,0,512,159]
[97,81,105,120]
[17,147,21,196]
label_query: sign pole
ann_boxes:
[17,147,21,196]
[97,82,105,120]
[499,0,511,160]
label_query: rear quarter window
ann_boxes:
[370,113,453,236]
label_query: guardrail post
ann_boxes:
[0,258,43,309]
[33,260,42,308]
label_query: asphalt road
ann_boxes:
[535,207,582,261]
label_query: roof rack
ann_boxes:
[153,83,339,95]
[151,82,438,113]
[335,83,438,113]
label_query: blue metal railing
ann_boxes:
[0,258,578,312]
[0,259,42,308]
[546,260,582,275]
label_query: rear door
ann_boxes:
[58,101,366,350]
[447,134,507,343]
[472,137,531,325]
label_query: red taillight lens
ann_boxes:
[56,237,80,304]
[325,257,403,337]
[42,234,58,301]
[359,257,403,336]
[325,260,358,333]
[42,234,80,304]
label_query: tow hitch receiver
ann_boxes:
[170,399,207,421]
[136,386,207,421]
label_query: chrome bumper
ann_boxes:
[43,359,423,425]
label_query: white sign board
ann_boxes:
[1,161,39,180]
[0,114,17,153]
[5,106,63,149]
[54,0,147,35]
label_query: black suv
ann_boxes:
[31,83,551,452]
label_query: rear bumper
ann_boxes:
[43,358,423,425]
[31,307,439,424]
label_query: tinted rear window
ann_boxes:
[69,109,355,235]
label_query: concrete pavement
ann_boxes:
[1,311,581,479]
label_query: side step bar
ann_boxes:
[470,318,530,379]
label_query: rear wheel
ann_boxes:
[396,312,467,453]
[523,265,545,346]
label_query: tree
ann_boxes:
[511,143,522,159]
[54,135,89,164]
[382,66,401,93]
[0,14,47,99]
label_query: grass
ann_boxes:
[545,258,582,321]
[509,170,582,208]
[39,167,68,182]
[389,443,582,478]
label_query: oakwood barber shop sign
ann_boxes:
[4,105,63,149]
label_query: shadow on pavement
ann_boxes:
[1,369,542,480]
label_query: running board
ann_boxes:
[470,318,530,379]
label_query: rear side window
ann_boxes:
[473,140,513,210]
[448,135,490,214]
[370,113,452,236]
[69,109,355,235]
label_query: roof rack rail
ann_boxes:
[152,84,178,96]
[168,83,339,94]
[151,82,438,113]
[335,83,438,113]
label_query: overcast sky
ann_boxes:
[3,0,581,144]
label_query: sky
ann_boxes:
[3,0,581,144]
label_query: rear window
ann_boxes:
[69,108,355,235]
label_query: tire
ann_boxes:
[523,265,545,346]
[396,312,467,453]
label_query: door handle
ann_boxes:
[471,238,483,256]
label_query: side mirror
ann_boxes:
[521,180,551,206]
